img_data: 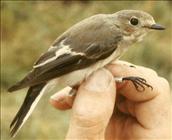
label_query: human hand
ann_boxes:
[50,61,171,140]
[50,68,116,140]
[105,61,171,140]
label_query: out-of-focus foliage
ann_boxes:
[1,1,172,140]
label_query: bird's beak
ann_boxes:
[149,23,165,30]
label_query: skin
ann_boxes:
[49,60,171,140]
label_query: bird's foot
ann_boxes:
[114,76,153,92]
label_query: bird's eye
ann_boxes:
[130,17,139,26]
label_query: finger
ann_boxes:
[110,60,136,68]
[66,69,117,139]
[134,77,171,129]
[107,61,159,102]
[108,61,171,129]
[71,68,116,128]
[50,86,75,110]
[116,98,136,117]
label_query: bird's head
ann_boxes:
[113,10,165,43]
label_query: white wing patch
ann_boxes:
[33,40,84,68]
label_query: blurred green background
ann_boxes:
[1,1,172,140]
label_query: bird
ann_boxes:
[8,10,165,137]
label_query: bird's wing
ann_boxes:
[8,15,122,92]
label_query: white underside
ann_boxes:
[48,44,128,90]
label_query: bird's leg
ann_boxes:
[114,76,153,92]
[54,86,77,97]
[68,85,78,96]
[56,85,79,97]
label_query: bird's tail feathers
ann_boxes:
[10,83,46,137]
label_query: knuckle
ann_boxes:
[72,113,104,128]
[136,66,157,76]
[145,68,158,76]
[158,77,170,93]
[159,77,170,87]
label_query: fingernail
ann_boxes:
[84,69,112,92]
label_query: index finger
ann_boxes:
[106,61,161,102]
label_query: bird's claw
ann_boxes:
[122,76,153,92]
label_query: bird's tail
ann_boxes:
[10,83,46,137]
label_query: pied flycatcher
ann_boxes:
[8,10,165,137]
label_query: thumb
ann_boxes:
[71,68,116,128]
[66,68,116,139]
